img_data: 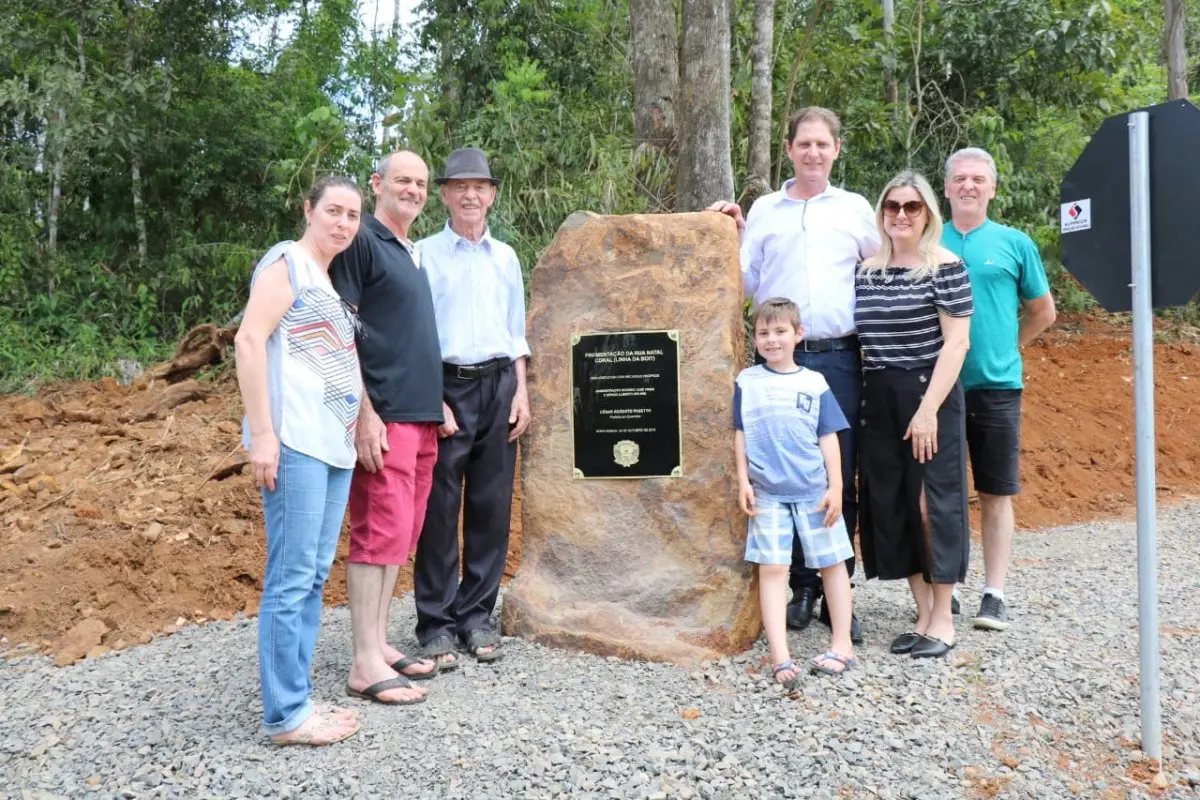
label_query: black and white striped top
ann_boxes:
[854,260,973,371]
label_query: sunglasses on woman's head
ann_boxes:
[882,199,925,217]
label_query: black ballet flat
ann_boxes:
[890,631,922,654]
[910,634,956,659]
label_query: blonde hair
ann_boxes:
[860,170,945,283]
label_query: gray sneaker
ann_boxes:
[972,594,1011,631]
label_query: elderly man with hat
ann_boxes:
[413,147,531,667]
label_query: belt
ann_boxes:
[444,357,511,380]
[800,334,858,353]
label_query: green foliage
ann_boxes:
[0,0,1193,390]
[754,0,1173,312]
[0,0,392,386]
[397,0,644,271]
[0,277,174,394]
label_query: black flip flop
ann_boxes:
[422,634,461,672]
[390,654,439,681]
[344,676,426,705]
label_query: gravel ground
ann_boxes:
[3,504,1200,799]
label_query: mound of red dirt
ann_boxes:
[1010,317,1199,528]
[0,316,1195,664]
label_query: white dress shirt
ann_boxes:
[740,181,881,340]
[418,223,531,365]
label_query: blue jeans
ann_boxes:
[258,445,352,736]
[790,348,862,590]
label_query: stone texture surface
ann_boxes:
[500,211,758,664]
[52,618,109,667]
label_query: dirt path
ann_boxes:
[1,316,1196,665]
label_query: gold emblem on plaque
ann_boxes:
[613,439,640,468]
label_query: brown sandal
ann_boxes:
[313,703,359,719]
[270,711,360,746]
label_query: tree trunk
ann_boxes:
[882,0,897,105]
[124,2,148,273]
[744,0,775,200]
[393,0,402,40]
[676,0,734,210]
[34,117,45,227]
[630,0,679,151]
[773,0,829,187]
[13,78,27,147]
[77,24,93,217]
[48,105,65,287]
[130,149,148,272]
[1164,0,1189,100]
[76,26,87,76]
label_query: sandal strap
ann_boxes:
[814,651,856,666]
[362,676,413,694]
[422,635,456,657]
[391,655,426,670]
[772,660,795,674]
[272,710,343,744]
[464,628,501,649]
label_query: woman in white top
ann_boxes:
[235,176,364,746]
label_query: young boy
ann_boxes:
[734,297,857,686]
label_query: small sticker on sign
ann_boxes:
[1061,198,1091,233]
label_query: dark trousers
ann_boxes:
[784,348,861,592]
[859,370,969,583]
[414,363,518,645]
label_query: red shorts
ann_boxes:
[347,422,439,565]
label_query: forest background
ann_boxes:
[1,0,1197,392]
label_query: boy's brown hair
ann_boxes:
[752,297,802,332]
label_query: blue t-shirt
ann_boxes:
[733,364,849,504]
[941,219,1051,390]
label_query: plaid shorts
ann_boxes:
[745,495,853,569]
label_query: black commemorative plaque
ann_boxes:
[571,330,682,479]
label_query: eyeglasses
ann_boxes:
[882,199,926,217]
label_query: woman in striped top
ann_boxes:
[854,170,973,660]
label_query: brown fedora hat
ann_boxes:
[434,147,499,185]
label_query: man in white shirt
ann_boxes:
[414,148,531,667]
[710,107,880,640]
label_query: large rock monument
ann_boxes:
[500,211,759,664]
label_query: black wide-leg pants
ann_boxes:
[858,367,970,585]
[414,363,518,645]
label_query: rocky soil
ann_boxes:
[3,503,1198,798]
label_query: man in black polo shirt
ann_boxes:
[330,151,445,706]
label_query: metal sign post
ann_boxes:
[1062,99,1200,762]
[1127,110,1161,761]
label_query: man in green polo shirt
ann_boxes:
[941,147,1057,632]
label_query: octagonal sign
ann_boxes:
[1059,100,1200,312]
